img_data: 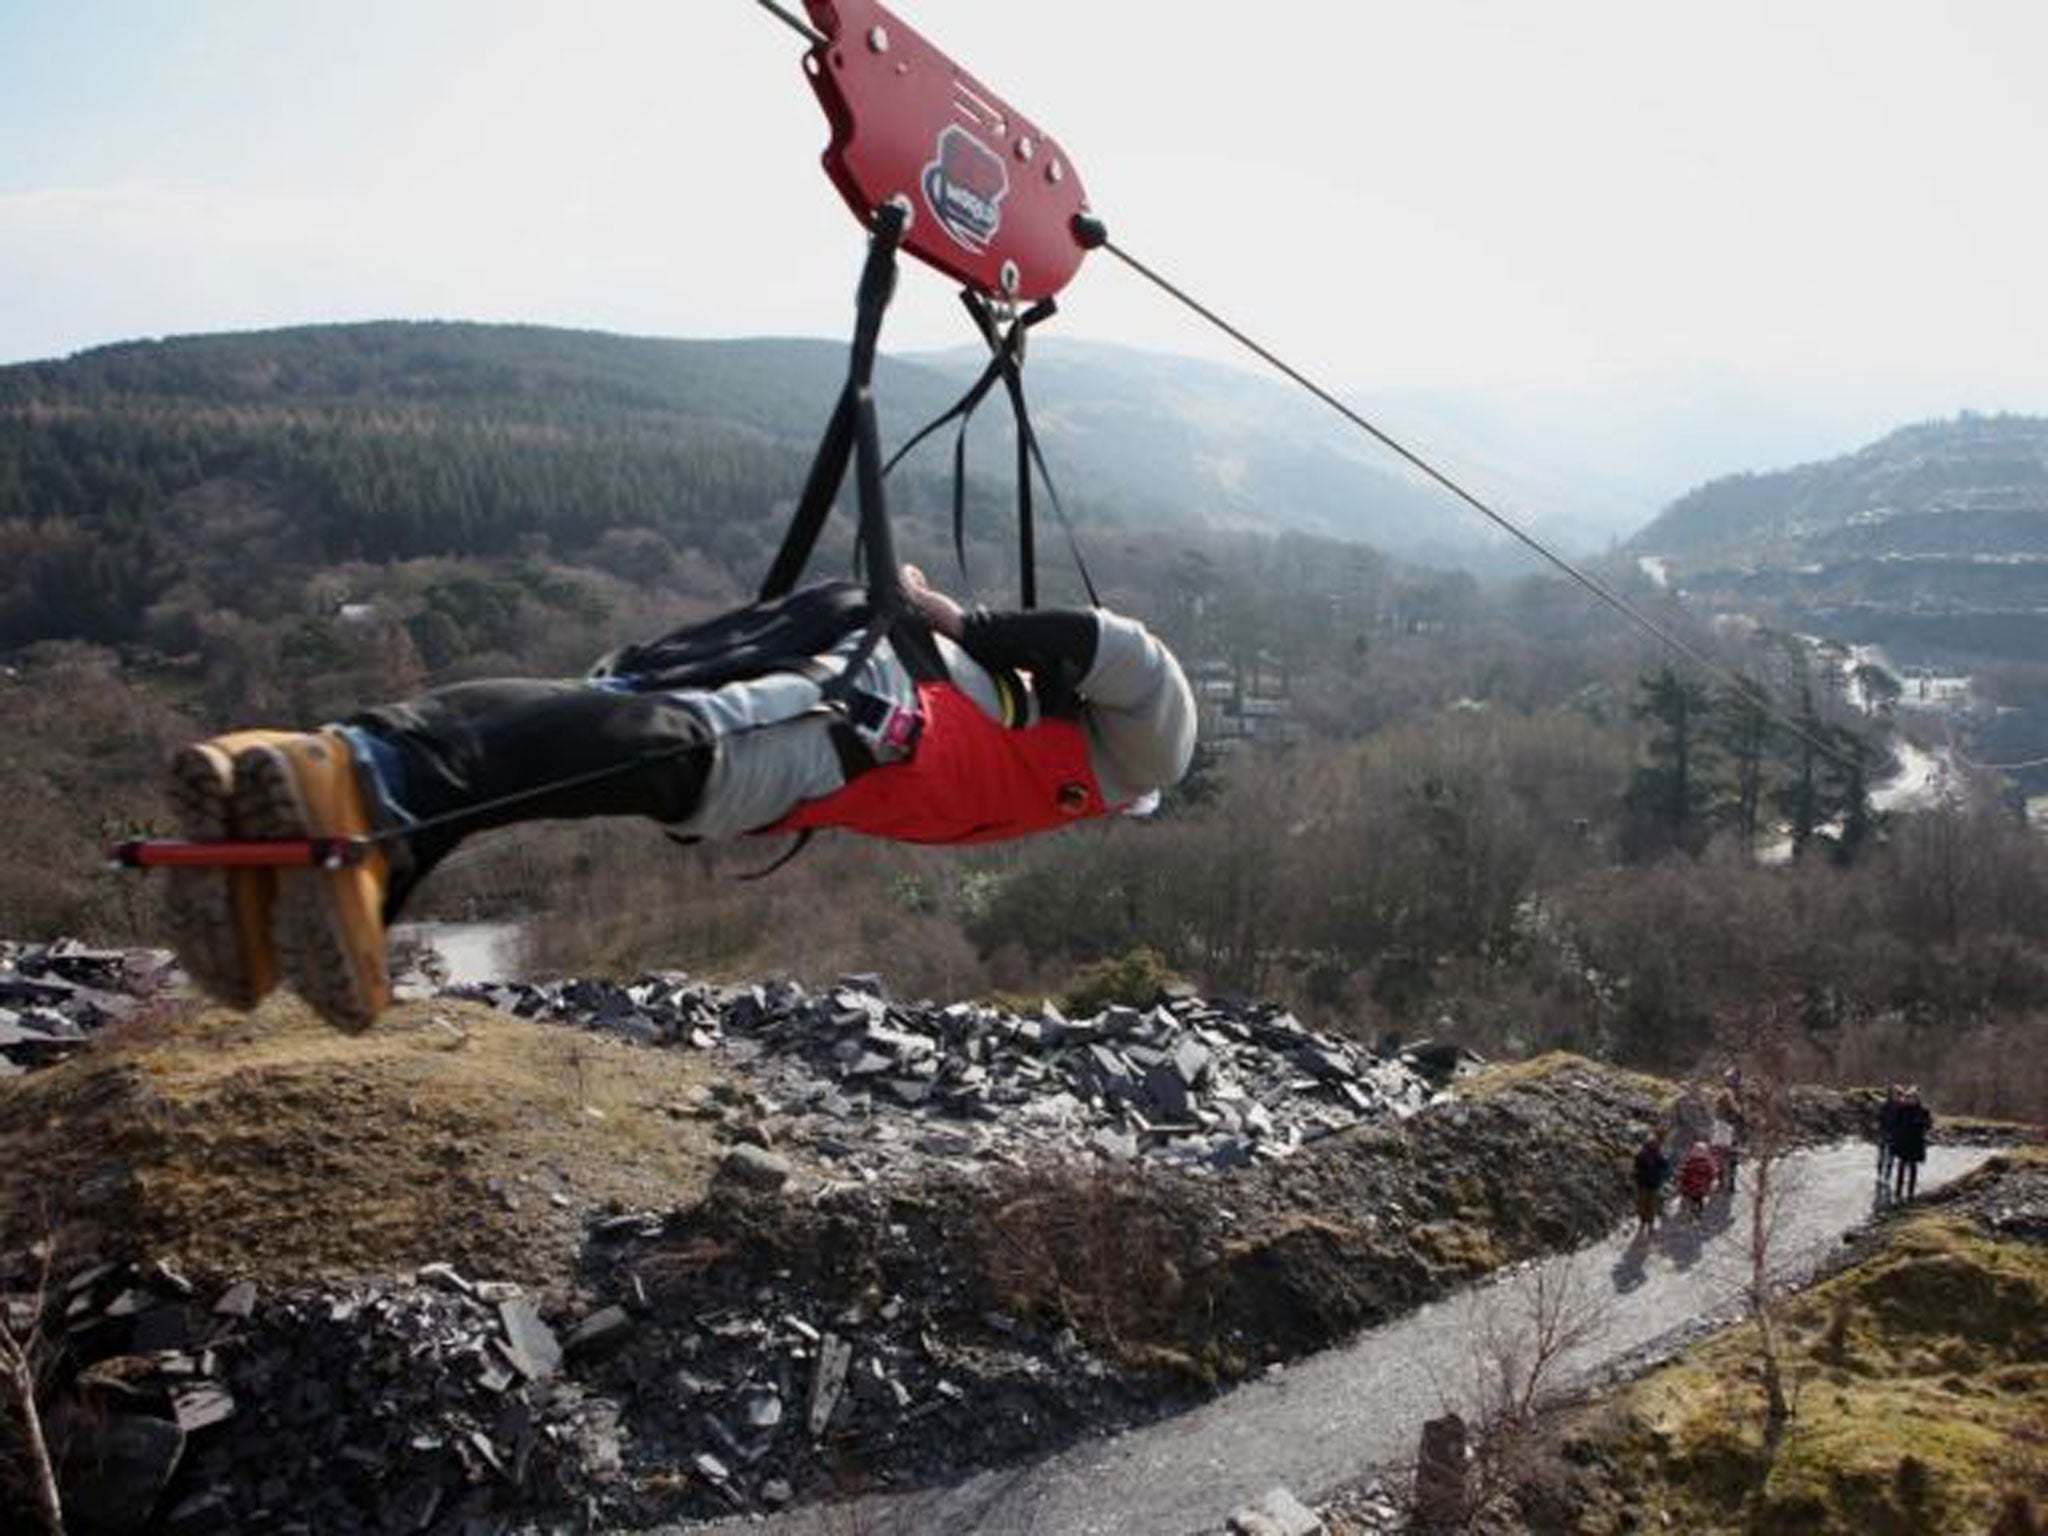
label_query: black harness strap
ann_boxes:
[761,202,909,625]
[970,292,1101,612]
[761,384,857,604]
[880,295,1035,596]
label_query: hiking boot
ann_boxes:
[231,730,394,1033]
[162,730,301,1010]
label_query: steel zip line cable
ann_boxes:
[1092,236,1871,775]
[734,0,1866,777]
[754,0,826,47]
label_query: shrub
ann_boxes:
[1061,946,1181,1016]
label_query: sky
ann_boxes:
[4,0,2046,514]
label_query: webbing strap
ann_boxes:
[965,292,1100,611]
[882,292,1098,612]
[880,310,1020,595]
[761,202,908,609]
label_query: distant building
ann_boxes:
[1192,654,1302,744]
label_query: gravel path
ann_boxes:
[675,1142,1994,1536]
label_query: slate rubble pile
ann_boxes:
[553,1174,1190,1524]
[11,1199,1213,1532]
[450,972,1473,1176]
[9,1246,652,1536]
[6,938,1476,1170]
[3,946,1488,1532]
[0,938,171,1074]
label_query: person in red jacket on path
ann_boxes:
[163,567,1196,1033]
[1676,1138,1720,1222]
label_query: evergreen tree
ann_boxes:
[1621,667,1714,860]
[1710,675,1772,852]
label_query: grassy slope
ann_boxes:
[1547,1149,2048,1535]
[0,995,725,1284]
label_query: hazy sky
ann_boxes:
[5,1,2045,461]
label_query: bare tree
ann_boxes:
[1424,1252,1614,1527]
[0,1230,66,1535]
[1720,1008,1802,1431]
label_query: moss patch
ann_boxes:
[1462,1050,1665,1103]
[1550,1200,2048,1535]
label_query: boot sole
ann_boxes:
[233,745,385,1033]
[164,746,266,1009]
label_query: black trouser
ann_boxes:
[351,680,714,917]
[1893,1155,1922,1200]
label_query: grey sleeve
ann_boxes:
[1081,611,1198,804]
[668,635,919,840]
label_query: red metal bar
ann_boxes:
[108,838,369,871]
[803,0,1091,302]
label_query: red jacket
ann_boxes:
[772,680,1111,844]
[1677,1143,1718,1200]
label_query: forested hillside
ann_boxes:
[0,320,1526,662]
[0,320,1492,726]
[3,323,2045,1125]
[0,323,949,648]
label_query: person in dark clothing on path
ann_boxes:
[1889,1086,1934,1201]
[1633,1128,1671,1236]
[1875,1082,1903,1188]
[164,567,1196,1033]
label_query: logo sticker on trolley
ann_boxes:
[922,125,1008,253]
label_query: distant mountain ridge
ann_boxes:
[905,339,1501,567]
[1632,413,2048,566]
[1627,413,2048,666]
[0,320,1504,655]
[0,320,1587,576]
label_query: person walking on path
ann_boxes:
[1670,1084,1713,1161]
[1708,1114,1738,1200]
[1633,1128,1671,1236]
[162,567,1195,1033]
[1712,1066,1747,1193]
[1889,1086,1934,1201]
[1875,1083,1902,1190]
[1676,1137,1719,1223]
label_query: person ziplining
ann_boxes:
[124,0,1870,1032]
[160,564,1193,1032]
[128,0,1196,1032]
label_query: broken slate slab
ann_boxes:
[807,1332,852,1437]
[563,1304,634,1358]
[54,1410,186,1536]
[1229,1485,1324,1536]
[415,1262,474,1296]
[1091,1128,1138,1161]
[498,1296,562,1381]
[1173,1037,1213,1086]
[1142,1062,1193,1120]
[737,1383,784,1430]
[172,1382,237,1433]
[1296,1045,1358,1083]
[718,1145,793,1193]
